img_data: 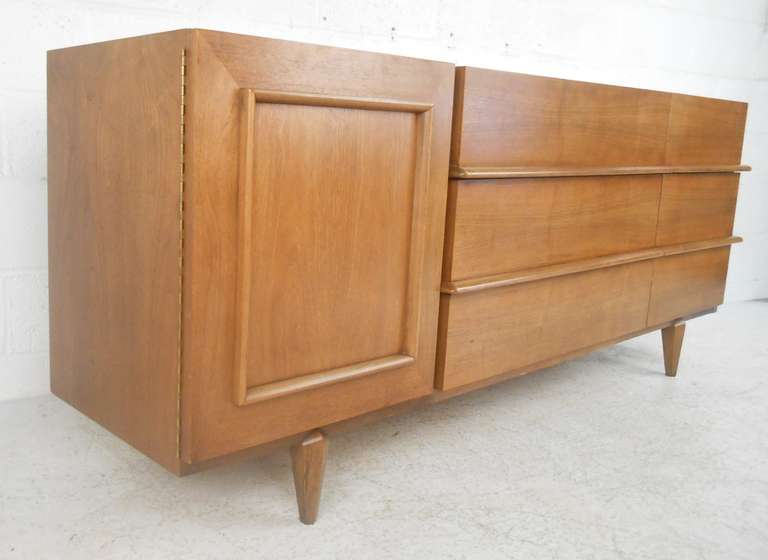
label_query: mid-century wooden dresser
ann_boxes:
[48,29,749,524]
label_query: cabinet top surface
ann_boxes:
[47,29,746,107]
[456,65,747,107]
[47,28,454,66]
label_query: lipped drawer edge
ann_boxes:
[436,247,733,391]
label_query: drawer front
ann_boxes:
[648,247,731,325]
[452,67,747,169]
[656,173,739,246]
[444,175,661,281]
[452,67,669,168]
[437,261,653,390]
[665,95,747,165]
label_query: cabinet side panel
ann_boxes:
[47,31,187,473]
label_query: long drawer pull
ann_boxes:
[450,165,751,180]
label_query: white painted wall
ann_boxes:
[1,0,766,401]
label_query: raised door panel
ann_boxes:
[656,173,739,246]
[444,175,661,281]
[437,261,653,390]
[181,30,453,463]
[452,67,670,168]
[235,90,431,404]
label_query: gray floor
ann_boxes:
[1,301,767,560]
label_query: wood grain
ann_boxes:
[437,261,653,390]
[444,175,661,281]
[452,67,748,170]
[291,430,327,525]
[180,30,453,463]
[661,321,686,377]
[453,67,670,168]
[656,173,739,246]
[47,30,189,473]
[236,92,421,395]
[647,247,731,325]
[665,94,747,165]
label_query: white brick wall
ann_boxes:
[1,0,767,400]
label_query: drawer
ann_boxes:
[451,67,669,168]
[665,95,747,166]
[656,173,739,245]
[451,67,747,169]
[437,261,653,390]
[648,247,731,325]
[444,175,661,281]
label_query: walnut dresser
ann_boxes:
[47,29,749,524]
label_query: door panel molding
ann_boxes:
[234,88,433,405]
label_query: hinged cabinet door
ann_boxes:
[181,30,453,463]
[233,89,433,406]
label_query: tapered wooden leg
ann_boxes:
[291,430,327,524]
[661,321,686,377]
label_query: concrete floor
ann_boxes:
[1,301,767,560]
